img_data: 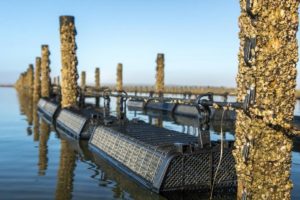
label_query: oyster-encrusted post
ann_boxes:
[57,76,60,86]
[27,64,34,94]
[116,63,123,92]
[33,57,41,102]
[59,16,78,108]
[80,71,86,89]
[234,1,299,199]
[27,64,34,125]
[155,54,164,96]
[41,45,51,98]
[95,67,100,106]
[95,67,100,89]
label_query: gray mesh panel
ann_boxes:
[91,126,165,183]
[57,110,87,136]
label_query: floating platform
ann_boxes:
[37,98,113,140]
[128,99,200,118]
[174,104,199,117]
[145,100,176,112]
[55,108,90,139]
[37,98,60,124]
[38,98,237,193]
[127,99,145,109]
[89,121,236,193]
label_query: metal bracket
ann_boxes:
[246,0,257,18]
[242,143,250,163]
[243,86,256,112]
[244,37,256,67]
[242,189,248,200]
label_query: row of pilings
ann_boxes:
[16,16,166,109]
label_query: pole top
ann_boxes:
[157,53,164,59]
[59,15,75,28]
[41,44,48,49]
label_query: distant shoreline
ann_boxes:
[0,84,14,87]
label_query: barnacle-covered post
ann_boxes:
[116,63,123,92]
[27,64,34,125]
[95,67,100,89]
[41,45,51,98]
[33,57,41,102]
[95,67,100,106]
[80,71,86,89]
[155,54,164,97]
[59,16,78,108]
[27,64,34,94]
[57,76,60,86]
[234,1,299,199]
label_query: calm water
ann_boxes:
[0,87,299,199]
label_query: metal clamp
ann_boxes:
[242,189,248,200]
[246,0,258,18]
[195,93,213,124]
[242,143,250,163]
[244,37,256,67]
[243,86,256,112]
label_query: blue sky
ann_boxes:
[0,0,256,87]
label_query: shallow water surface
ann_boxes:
[0,88,299,199]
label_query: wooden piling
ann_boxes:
[59,16,78,108]
[234,1,299,199]
[155,54,164,96]
[41,45,51,98]
[33,103,39,142]
[33,57,41,102]
[57,76,60,86]
[95,67,100,89]
[81,71,86,89]
[116,63,123,92]
[95,67,100,106]
[27,64,34,94]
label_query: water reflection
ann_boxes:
[38,120,50,176]
[55,140,76,200]
[10,90,300,199]
[16,89,34,126]
[33,104,39,141]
